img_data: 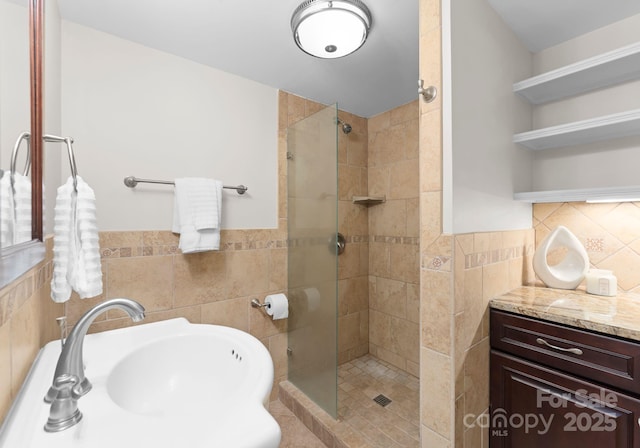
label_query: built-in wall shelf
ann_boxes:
[514,41,640,104]
[513,108,640,150]
[514,185,640,203]
[352,195,386,206]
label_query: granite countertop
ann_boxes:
[490,286,640,341]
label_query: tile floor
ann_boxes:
[277,354,420,447]
[270,400,326,447]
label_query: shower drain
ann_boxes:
[373,394,392,407]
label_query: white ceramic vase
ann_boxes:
[533,225,589,290]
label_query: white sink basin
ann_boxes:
[0,318,281,448]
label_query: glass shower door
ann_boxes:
[287,103,338,418]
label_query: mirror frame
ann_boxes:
[0,0,45,289]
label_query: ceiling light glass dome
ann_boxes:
[291,0,372,59]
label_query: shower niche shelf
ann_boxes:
[352,195,386,206]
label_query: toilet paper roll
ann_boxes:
[265,293,289,320]
[303,287,321,312]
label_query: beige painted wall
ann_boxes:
[61,21,279,231]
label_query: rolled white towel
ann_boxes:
[71,179,102,298]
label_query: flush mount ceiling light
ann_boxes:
[291,0,372,59]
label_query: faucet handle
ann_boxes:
[52,374,81,398]
[44,372,81,403]
[44,374,83,432]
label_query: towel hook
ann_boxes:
[418,79,437,103]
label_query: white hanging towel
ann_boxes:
[12,172,32,245]
[51,176,103,303]
[0,171,15,248]
[172,178,222,253]
[0,171,31,248]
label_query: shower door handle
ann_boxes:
[329,233,346,255]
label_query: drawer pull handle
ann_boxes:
[536,338,583,355]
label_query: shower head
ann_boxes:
[336,118,352,134]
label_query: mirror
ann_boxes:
[0,0,45,288]
[1,0,31,248]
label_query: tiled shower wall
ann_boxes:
[367,101,420,376]
[0,242,62,423]
[337,109,370,366]
[286,91,421,374]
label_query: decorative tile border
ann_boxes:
[464,244,534,270]
[98,231,417,260]
[371,235,419,245]
[99,231,287,259]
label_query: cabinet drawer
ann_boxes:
[491,309,640,394]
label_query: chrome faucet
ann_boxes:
[44,298,145,432]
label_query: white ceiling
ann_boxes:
[54,0,640,118]
[57,0,419,118]
[487,0,640,52]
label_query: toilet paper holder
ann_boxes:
[251,298,270,311]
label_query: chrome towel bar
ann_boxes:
[123,176,248,195]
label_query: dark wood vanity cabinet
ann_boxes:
[490,309,640,447]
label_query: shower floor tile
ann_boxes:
[279,355,420,448]
[338,355,420,447]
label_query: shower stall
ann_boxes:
[285,98,421,446]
